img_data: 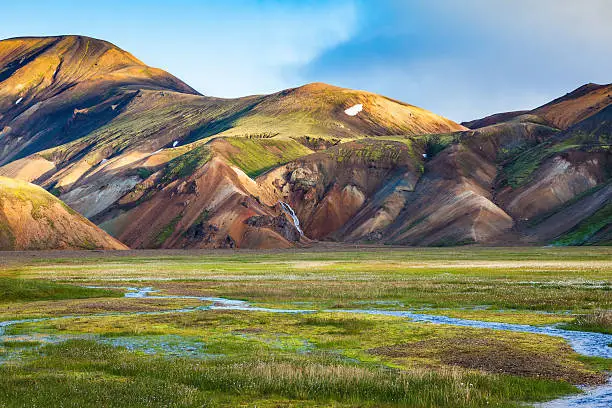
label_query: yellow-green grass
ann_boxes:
[38,94,254,166]
[0,176,76,216]
[2,247,608,312]
[0,296,205,321]
[0,247,609,407]
[0,278,118,303]
[222,136,313,177]
[1,309,594,408]
[6,309,595,374]
[0,339,577,408]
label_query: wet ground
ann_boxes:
[1,285,610,406]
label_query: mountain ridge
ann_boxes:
[0,35,609,249]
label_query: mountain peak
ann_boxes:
[0,34,199,95]
[533,82,612,129]
[1,35,143,67]
[292,82,345,93]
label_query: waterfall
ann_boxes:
[279,201,303,236]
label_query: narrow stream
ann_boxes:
[1,286,610,407]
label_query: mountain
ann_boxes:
[211,82,465,139]
[461,85,612,246]
[0,176,127,250]
[532,83,612,130]
[0,35,609,249]
[0,35,198,165]
[461,110,529,129]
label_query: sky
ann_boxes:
[1,0,610,121]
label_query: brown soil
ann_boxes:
[233,327,265,334]
[369,337,606,385]
[0,297,205,318]
[534,83,612,129]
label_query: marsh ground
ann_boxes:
[0,246,610,407]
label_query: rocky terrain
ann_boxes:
[0,35,609,249]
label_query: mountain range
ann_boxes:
[0,35,609,250]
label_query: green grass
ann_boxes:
[553,203,612,246]
[560,311,612,334]
[0,337,580,408]
[223,136,313,177]
[3,247,610,311]
[0,278,118,303]
[0,248,609,407]
[161,145,211,185]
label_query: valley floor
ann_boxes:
[0,246,610,407]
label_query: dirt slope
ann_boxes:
[0,176,127,250]
[532,83,612,130]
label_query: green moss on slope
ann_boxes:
[161,145,211,185]
[552,203,612,246]
[330,139,410,167]
[499,139,582,189]
[223,137,313,177]
[154,215,182,248]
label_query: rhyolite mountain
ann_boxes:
[0,35,609,249]
[0,176,126,250]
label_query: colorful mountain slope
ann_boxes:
[0,35,198,165]
[0,176,127,250]
[0,35,609,249]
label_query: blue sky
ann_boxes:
[1,0,610,121]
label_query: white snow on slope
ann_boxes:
[344,104,363,116]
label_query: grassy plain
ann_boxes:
[0,247,610,407]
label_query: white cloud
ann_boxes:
[303,0,612,121]
[143,2,358,97]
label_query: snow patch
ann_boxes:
[344,104,363,116]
